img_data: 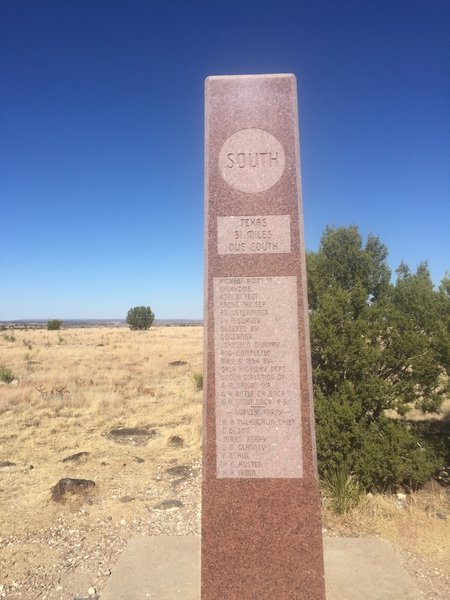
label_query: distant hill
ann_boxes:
[0,319,203,329]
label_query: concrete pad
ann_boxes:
[323,537,422,600]
[100,536,422,600]
[100,537,199,600]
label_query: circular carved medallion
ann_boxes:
[219,128,285,193]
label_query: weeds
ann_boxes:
[22,338,33,350]
[36,385,70,400]
[2,332,16,342]
[321,465,362,514]
[0,365,15,383]
[193,372,203,391]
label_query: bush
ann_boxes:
[308,226,450,492]
[126,306,155,330]
[0,366,15,383]
[315,388,442,491]
[48,320,63,330]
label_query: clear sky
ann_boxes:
[1,0,449,320]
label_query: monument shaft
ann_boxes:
[202,74,325,599]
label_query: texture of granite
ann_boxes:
[202,74,326,599]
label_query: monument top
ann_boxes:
[205,72,296,80]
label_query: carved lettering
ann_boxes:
[219,128,285,193]
[214,276,303,478]
[225,152,279,170]
[217,215,291,255]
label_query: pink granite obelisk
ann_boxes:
[202,74,326,599]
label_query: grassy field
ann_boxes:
[0,325,448,591]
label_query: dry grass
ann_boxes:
[1,324,448,584]
[0,326,203,536]
[323,483,450,574]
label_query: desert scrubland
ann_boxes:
[0,326,203,598]
[0,325,448,599]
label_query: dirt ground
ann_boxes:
[0,326,448,599]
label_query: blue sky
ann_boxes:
[1,0,449,320]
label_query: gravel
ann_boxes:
[1,461,448,600]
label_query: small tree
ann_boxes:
[308,226,450,491]
[47,319,63,330]
[126,306,155,330]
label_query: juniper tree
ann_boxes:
[126,306,155,330]
[307,226,449,490]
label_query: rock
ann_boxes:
[87,586,96,596]
[171,478,187,489]
[134,456,145,463]
[168,360,187,367]
[153,499,184,510]
[119,496,135,503]
[168,435,184,447]
[395,492,407,508]
[0,461,15,469]
[436,512,447,520]
[62,451,90,463]
[51,478,96,502]
[106,426,157,446]
[166,464,192,479]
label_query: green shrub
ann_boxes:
[193,372,203,391]
[126,306,155,330]
[315,388,441,491]
[0,366,15,383]
[47,320,63,330]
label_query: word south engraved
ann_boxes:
[219,128,285,193]
[226,151,280,170]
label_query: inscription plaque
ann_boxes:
[214,276,302,478]
[219,128,285,193]
[217,215,291,255]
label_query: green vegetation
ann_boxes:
[47,319,63,330]
[308,226,450,492]
[126,306,155,330]
[0,365,15,383]
[193,372,203,391]
[320,465,362,514]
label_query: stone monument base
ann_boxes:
[100,536,422,600]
